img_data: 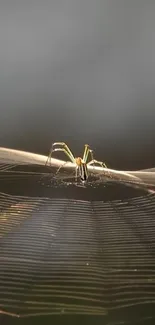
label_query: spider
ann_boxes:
[45,142,109,182]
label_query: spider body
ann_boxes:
[75,157,83,166]
[46,142,109,183]
[75,158,88,182]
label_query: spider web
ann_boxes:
[0,149,155,322]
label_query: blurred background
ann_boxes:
[0,0,155,170]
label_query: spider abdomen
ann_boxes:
[78,162,88,182]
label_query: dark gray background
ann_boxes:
[0,1,155,169]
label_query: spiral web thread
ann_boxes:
[0,188,155,317]
[0,149,155,318]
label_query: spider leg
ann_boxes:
[52,142,75,163]
[75,166,78,183]
[83,145,94,163]
[87,159,112,178]
[83,146,112,178]
[83,144,89,162]
[87,159,106,167]
[45,148,75,167]
[45,147,52,166]
[55,161,68,175]
[55,161,78,184]
[46,142,75,166]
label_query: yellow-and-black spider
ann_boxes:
[45,142,108,182]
